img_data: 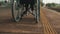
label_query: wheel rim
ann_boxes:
[37,0,40,22]
[33,0,40,23]
[13,1,20,22]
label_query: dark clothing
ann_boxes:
[19,0,35,11]
[17,0,35,16]
[20,0,35,4]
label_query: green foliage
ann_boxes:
[0,2,4,5]
[0,1,11,7]
[46,3,56,7]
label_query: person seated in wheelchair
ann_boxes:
[19,0,35,15]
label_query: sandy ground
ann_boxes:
[41,7,60,34]
[0,7,43,34]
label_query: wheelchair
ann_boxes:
[11,0,40,23]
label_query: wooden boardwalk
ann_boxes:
[41,7,57,34]
[0,7,43,34]
[0,7,59,34]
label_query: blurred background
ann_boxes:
[41,0,60,12]
[41,0,60,8]
[0,0,11,7]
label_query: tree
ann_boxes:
[46,3,56,7]
[46,3,51,7]
[51,3,56,7]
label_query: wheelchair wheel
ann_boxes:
[34,0,40,23]
[11,0,23,22]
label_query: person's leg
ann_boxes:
[30,0,35,11]
[30,4,34,11]
[25,3,28,11]
[21,3,29,17]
